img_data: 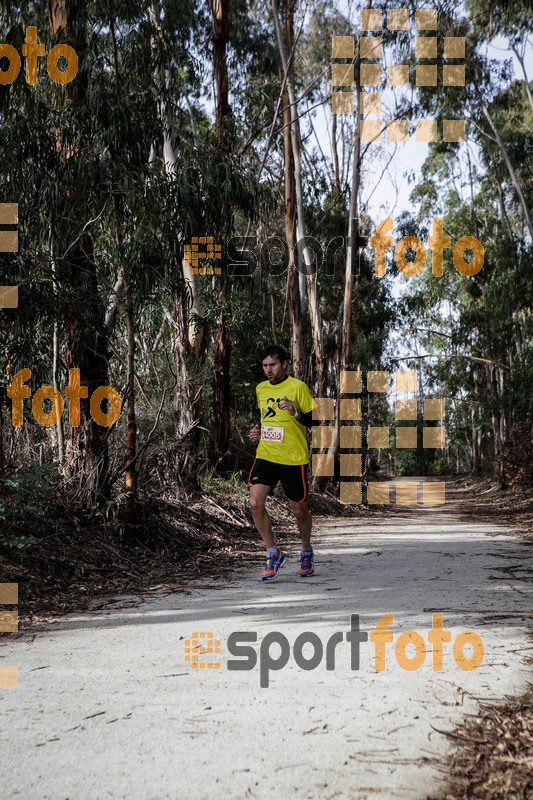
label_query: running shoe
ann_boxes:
[261,549,287,581]
[298,548,314,577]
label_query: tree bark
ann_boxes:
[341,94,361,375]
[124,270,137,522]
[210,315,232,465]
[332,114,341,197]
[209,0,233,468]
[488,365,506,487]
[480,98,533,240]
[281,31,304,380]
[113,197,137,522]
[149,0,207,457]
[331,70,362,494]
[210,0,232,147]
[49,0,111,506]
[169,294,204,488]
[272,0,324,395]
[51,267,65,465]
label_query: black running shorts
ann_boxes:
[248,458,309,503]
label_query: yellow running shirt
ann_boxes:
[255,375,314,465]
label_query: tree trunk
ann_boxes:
[341,94,361,374]
[170,293,204,488]
[488,365,506,487]
[210,0,231,146]
[149,0,207,461]
[272,0,324,395]
[331,79,362,494]
[281,59,304,379]
[124,270,137,523]
[209,0,233,468]
[52,314,65,465]
[480,98,533,240]
[114,197,137,522]
[332,114,341,197]
[49,0,111,506]
[210,314,232,465]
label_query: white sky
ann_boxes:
[308,5,533,364]
[362,33,533,224]
[320,10,533,223]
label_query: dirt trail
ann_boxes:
[1,489,531,799]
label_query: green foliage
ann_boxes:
[0,464,59,545]
[0,534,38,554]
[0,0,530,504]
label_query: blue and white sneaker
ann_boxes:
[262,549,287,581]
[298,548,314,577]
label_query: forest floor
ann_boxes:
[0,477,532,799]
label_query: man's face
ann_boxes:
[262,356,287,384]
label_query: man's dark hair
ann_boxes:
[260,345,288,363]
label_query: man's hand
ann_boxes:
[249,424,261,441]
[279,396,296,416]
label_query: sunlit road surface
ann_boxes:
[1,489,531,799]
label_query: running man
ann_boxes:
[248,345,315,581]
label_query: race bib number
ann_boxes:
[261,425,284,442]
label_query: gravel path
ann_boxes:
[1,497,531,799]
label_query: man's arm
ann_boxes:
[249,387,261,439]
[294,384,317,427]
[279,384,318,427]
[297,409,316,427]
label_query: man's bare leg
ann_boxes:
[288,500,312,549]
[249,484,276,548]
